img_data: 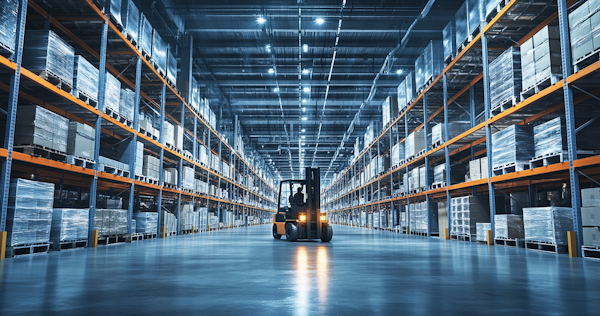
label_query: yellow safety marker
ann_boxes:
[0,231,7,259]
[162,226,166,238]
[91,229,98,248]
[443,228,450,240]
[567,231,578,257]
[486,230,493,246]
[192,226,195,234]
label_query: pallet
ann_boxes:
[164,231,177,237]
[152,62,166,78]
[409,188,422,195]
[485,0,510,22]
[144,177,159,185]
[520,74,561,102]
[405,155,416,163]
[66,155,95,169]
[574,48,600,73]
[430,181,446,190]
[13,145,67,162]
[108,14,124,32]
[525,240,567,253]
[410,231,429,236]
[582,246,600,259]
[52,239,87,251]
[134,174,146,182]
[141,50,152,62]
[530,151,566,169]
[444,53,454,66]
[494,237,525,248]
[182,188,194,194]
[163,183,178,190]
[417,77,434,95]
[0,41,14,59]
[492,161,530,176]
[416,149,426,157]
[32,70,73,93]
[166,143,182,154]
[138,127,158,141]
[127,233,144,242]
[183,152,194,160]
[6,243,51,257]
[143,232,158,240]
[104,106,133,127]
[490,95,518,116]
[98,163,130,178]
[124,31,138,48]
[451,234,476,242]
[98,234,127,245]
[72,90,98,108]
[432,140,444,149]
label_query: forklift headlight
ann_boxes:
[299,214,306,222]
[320,215,326,221]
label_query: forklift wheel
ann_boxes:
[285,223,298,242]
[321,224,333,242]
[272,224,281,239]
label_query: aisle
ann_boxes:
[0,225,599,315]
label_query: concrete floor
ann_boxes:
[1,225,600,315]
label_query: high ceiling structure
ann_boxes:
[155,0,464,182]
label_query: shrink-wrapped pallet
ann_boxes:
[491,125,534,169]
[167,48,177,85]
[443,20,455,61]
[523,207,573,244]
[382,96,398,127]
[140,13,153,57]
[391,143,405,167]
[6,179,54,246]
[182,166,195,190]
[152,30,167,74]
[73,55,99,101]
[569,2,593,62]
[405,129,426,158]
[104,71,121,112]
[23,30,75,86]
[118,88,135,120]
[432,122,470,144]
[494,214,525,239]
[476,223,491,242]
[122,0,139,43]
[489,47,521,109]
[533,117,567,158]
[51,208,89,242]
[455,2,468,47]
[0,0,18,55]
[94,209,128,236]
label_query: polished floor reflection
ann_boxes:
[1,225,600,315]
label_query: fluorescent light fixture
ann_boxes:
[396,69,403,74]
[273,87,279,93]
[303,87,310,93]
[303,44,308,52]
[266,44,271,52]
[301,136,306,139]
[316,18,325,25]
[302,99,307,103]
[302,108,306,112]
[302,69,310,75]
[301,129,306,132]
[301,117,308,121]
[257,17,266,24]
[302,143,306,145]
[268,68,274,74]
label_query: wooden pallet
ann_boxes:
[525,240,568,253]
[72,89,98,108]
[6,243,51,257]
[0,41,14,59]
[51,239,87,251]
[485,0,510,22]
[13,145,67,162]
[66,155,96,169]
[143,232,158,239]
[530,151,566,169]
[127,233,144,242]
[492,161,530,176]
[574,48,600,73]
[494,237,525,248]
[451,234,476,242]
[98,163,130,178]
[520,74,561,102]
[582,246,600,259]
[31,69,73,93]
[430,181,446,190]
[134,174,146,182]
[491,95,518,116]
[104,106,133,127]
[98,234,127,245]
[125,31,138,48]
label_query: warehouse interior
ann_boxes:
[1,0,600,314]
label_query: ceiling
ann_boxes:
[152,0,464,182]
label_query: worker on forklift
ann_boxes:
[289,186,305,206]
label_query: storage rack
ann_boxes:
[0,0,277,244]
[322,0,600,256]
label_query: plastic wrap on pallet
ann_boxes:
[434,164,446,184]
[491,124,534,169]
[182,166,195,190]
[364,121,376,146]
[163,121,174,145]
[450,195,491,236]
[15,105,66,152]
[485,0,503,19]
[167,48,177,85]
[520,38,536,90]
[122,0,139,44]
[476,223,491,242]
[494,214,525,239]
[140,13,152,57]
[405,72,416,107]
[0,0,18,55]
[415,54,425,92]
[467,0,480,36]
[6,179,54,246]
[593,10,600,51]
[391,143,405,167]
[523,207,573,244]
[118,88,135,120]
[382,96,398,127]
[142,154,160,179]
[160,211,177,233]
[23,30,75,86]
[152,30,167,73]
[104,71,121,112]
[73,55,99,101]
[489,47,521,109]
[51,208,89,242]
[533,26,562,84]
[432,122,470,144]
[422,40,444,86]
[419,166,429,189]
[569,2,593,62]
[67,121,95,160]
[455,1,468,48]
[191,76,199,112]
[108,0,122,27]
[443,20,456,61]
[405,129,426,158]
[533,117,567,158]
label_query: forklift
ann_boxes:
[272,167,332,242]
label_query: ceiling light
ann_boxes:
[303,44,308,52]
[302,69,310,75]
[396,69,403,74]
[302,99,307,103]
[273,87,279,93]
[302,108,306,112]
[301,129,306,132]
[257,17,266,24]
[316,18,325,25]
[301,117,308,121]
[303,87,310,93]
[302,143,306,146]
[268,68,274,74]
[266,44,271,52]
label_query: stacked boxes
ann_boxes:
[140,13,153,57]
[107,0,122,27]
[117,140,143,174]
[421,40,444,90]
[569,1,596,63]
[174,124,184,150]
[382,96,399,127]
[15,105,69,153]
[0,0,18,55]
[397,72,416,112]
[67,121,95,160]
[432,122,470,145]
[409,167,420,191]
[489,47,521,110]
[94,209,128,236]
[533,26,562,84]
[164,167,178,186]
[520,38,536,91]
[533,117,567,158]
[443,20,456,61]
[122,0,139,43]
[494,214,525,239]
[182,166,195,190]
[195,179,208,194]
[139,119,159,138]
[467,156,488,181]
[134,212,158,234]
[104,71,121,112]
[142,154,160,180]
[450,195,491,236]
[163,121,175,146]
[485,0,504,19]
[491,125,534,170]
[73,55,99,102]
[51,208,89,242]
[391,143,405,167]
[467,0,480,36]
[476,223,491,242]
[409,202,438,234]
[405,129,426,158]
[152,30,167,74]
[98,156,128,171]
[364,122,376,146]
[167,48,177,85]
[6,179,54,246]
[523,207,573,244]
[419,166,430,190]
[119,88,135,120]
[455,2,469,47]
[582,188,600,246]
[211,153,220,171]
[161,211,177,233]
[433,164,446,184]
[23,30,75,86]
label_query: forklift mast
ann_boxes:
[306,167,321,239]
